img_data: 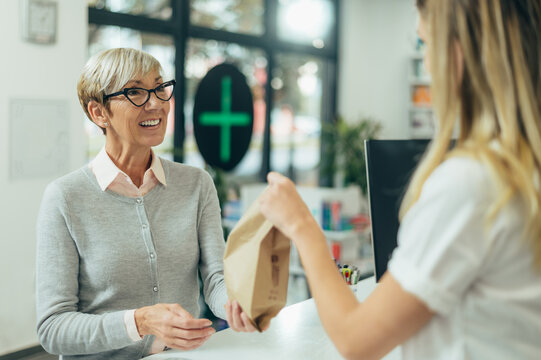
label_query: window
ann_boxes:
[87,0,339,185]
[190,0,264,36]
[184,38,266,180]
[88,0,173,20]
[277,0,335,49]
[271,54,327,185]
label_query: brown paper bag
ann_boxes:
[223,191,290,331]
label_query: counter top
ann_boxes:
[144,277,400,360]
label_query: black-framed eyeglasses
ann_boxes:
[103,80,176,107]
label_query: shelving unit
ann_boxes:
[409,52,434,139]
[231,184,373,303]
[323,229,358,242]
[223,221,374,304]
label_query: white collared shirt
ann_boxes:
[89,147,166,197]
[388,157,541,359]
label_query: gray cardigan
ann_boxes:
[36,159,228,359]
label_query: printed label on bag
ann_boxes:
[271,254,279,287]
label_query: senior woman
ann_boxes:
[36,48,255,360]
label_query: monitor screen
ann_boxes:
[364,139,431,281]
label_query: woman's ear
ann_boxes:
[87,100,109,129]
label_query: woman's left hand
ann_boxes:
[225,300,267,332]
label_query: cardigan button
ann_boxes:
[153,286,158,292]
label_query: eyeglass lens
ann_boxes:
[126,82,174,106]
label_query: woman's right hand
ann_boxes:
[259,172,319,242]
[135,303,215,351]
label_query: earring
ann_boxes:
[103,122,109,127]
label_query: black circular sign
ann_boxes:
[193,63,254,171]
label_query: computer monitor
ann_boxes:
[364,139,431,281]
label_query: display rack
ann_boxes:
[409,52,434,139]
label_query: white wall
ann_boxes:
[0,0,87,355]
[338,0,419,139]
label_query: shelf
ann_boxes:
[290,265,305,277]
[410,130,435,139]
[409,51,434,139]
[411,52,424,60]
[409,105,433,112]
[410,78,431,86]
[323,230,359,242]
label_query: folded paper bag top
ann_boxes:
[223,190,290,332]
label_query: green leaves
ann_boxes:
[321,116,381,194]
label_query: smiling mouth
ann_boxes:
[139,119,161,127]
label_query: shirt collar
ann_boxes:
[149,150,167,186]
[90,147,167,191]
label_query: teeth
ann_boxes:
[140,119,160,126]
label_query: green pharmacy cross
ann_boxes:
[192,63,254,171]
[199,76,251,162]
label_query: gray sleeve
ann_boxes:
[35,182,134,355]
[197,171,228,320]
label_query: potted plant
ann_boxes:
[320,115,381,194]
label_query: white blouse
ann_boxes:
[388,157,541,360]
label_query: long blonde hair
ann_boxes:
[401,0,541,268]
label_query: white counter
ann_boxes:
[144,277,400,360]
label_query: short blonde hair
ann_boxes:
[77,48,163,133]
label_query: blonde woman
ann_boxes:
[260,0,541,359]
[36,48,256,360]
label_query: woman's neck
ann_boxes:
[105,143,152,188]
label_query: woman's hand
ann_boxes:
[135,303,215,351]
[225,300,268,332]
[259,172,319,241]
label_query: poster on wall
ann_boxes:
[9,99,70,181]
